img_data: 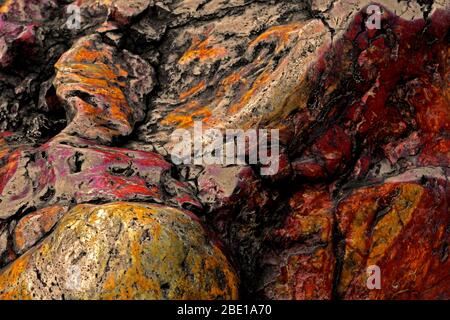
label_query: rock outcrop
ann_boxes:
[0,202,239,299]
[0,0,448,300]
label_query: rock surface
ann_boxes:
[54,34,154,143]
[0,134,201,221]
[0,0,448,300]
[0,202,239,299]
[337,180,449,299]
[13,205,67,254]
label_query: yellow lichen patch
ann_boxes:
[221,72,243,88]
[0,0,54,21]
[336,184,392,294]
[76,0,115,12]
[13,205,66,253]
[179,36,227,65]
[260,73,312,128]
[0,253,32,300]
[0,148,8,160]
[96,0,113,5]
[0,202,239,300]
[368,184,424,265]
[78,0,150,25]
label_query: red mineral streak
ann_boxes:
[337,180,449,299]
[0,134,201,219]
[205,5,449,300]
[286,8,449,181]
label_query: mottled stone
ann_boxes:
[197,165,246,210]
[0,224,7,258]
[136,1,314,150]
[0,202,239,300]
[0,134,201,220]
[0,0,448,301]
[78,0,151,26]
[0,220,15,267]
[260,186,335,300]
[336,180,449,299]
[13,205,67,254]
